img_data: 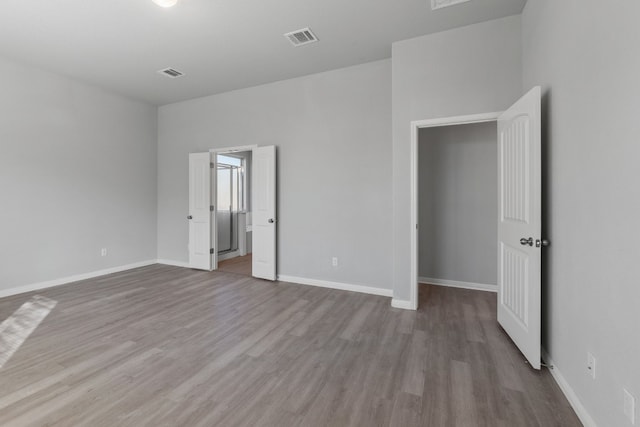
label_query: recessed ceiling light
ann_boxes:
[152,0,178,8]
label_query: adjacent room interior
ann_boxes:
[0,1,637,426]
[216,151,253,276]
[418,121,498,295]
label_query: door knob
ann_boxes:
[520,237,533,246]
[536,239,550,248]
[187,215,193,220]
[268,218,276,223]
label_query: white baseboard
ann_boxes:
[542,350,597,427]
[277,275,392,298]
[419,277,497,293]
[0,260,157,299]
[156,259,191,268]
[218,251,240,262]
[391,298,417,310]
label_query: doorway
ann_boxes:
[188,144,277,281]
[409,112,501,309]
[417,121,498,303]
[216,151,252,276]
[408,88,543,369]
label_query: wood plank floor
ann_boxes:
[0,265,581,426]
[217,254,252,276]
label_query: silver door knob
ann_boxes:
[187,215,193,220]
[268,218,276,223]
[536,239,550,247]
[520,237,533,246]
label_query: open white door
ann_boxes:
[188,152,217,271]
[252,146,276,280]
[497,87,543,369]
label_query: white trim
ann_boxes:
[391,299,415,310]
[410,122,419,310]
[218,250,240,262]
[0,260,157,299]
[156,259,191,268]
[542,350,598,427]
[411,112,501,129]
[209,144,258,154]
[409,111,502,311]
[277,275,392,297]
[418,277,497,293]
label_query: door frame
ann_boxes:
[407,112,502,310]
[209,144,258,269]
[209,144,258,155]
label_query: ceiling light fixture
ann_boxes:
[152,0,178,8]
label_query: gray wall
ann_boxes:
[523,1,640,425]
[392,15,522,301]
[157,59,392,290]
[418,122,497,286]
[0,56,158,292]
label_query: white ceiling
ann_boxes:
[0,0,526,105]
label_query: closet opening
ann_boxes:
[417,121,498,304]
[404,112,501,310]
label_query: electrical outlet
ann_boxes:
[332,257,338,267]
[624,389,636,424]
[587,352,596,379]
[101,248,108,257]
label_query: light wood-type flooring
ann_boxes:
[0,265,581,426]
[217,254,252,276]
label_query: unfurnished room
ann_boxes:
[0,1,638,426]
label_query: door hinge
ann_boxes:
[210,205,214,211]
[210,162,214,168]
[210,248,214,254]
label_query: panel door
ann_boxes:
[252,146,277,280]
[188,152,215,270]
[497,87,543,369]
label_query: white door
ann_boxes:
[497,87,543,369]
[188,152,217,270]
[252,146,277,280]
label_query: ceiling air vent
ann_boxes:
[157,67,185,78]
[284,28,318,47]
[431,0,471,10]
